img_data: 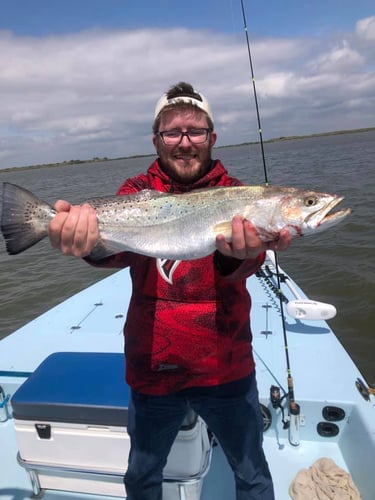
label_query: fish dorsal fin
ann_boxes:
[86,189,169,207]
[133,189,170,200]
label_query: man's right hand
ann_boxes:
[48,200,99,257]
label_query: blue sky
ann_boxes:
[3,1,374,37]
[0,0,374,168]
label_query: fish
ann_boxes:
[1,182,351,261]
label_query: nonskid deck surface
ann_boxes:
[1,257,374,499]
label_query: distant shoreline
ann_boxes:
[1,126,374,173]
[217,126,375,149]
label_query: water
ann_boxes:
[1,131,374,383]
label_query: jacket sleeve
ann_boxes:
[214,251,265,281]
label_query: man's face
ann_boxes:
[153,107,217,184]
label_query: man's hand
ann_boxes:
[215,216,291,260]
[48,200,99,257]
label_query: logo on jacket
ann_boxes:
[156,258,181,284]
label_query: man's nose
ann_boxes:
[179,133,192,146]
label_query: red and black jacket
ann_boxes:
[87,159,265,395]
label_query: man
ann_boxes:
[49,82,291,499]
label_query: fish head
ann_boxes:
[280,189,351,236]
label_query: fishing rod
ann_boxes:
[239,0,300,445]
[239,0,269,186]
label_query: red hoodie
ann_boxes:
[88,159,265,395]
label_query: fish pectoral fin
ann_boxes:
[213,221,232,239]
[213,220,278,244]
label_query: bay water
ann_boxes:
[1,130,374,383]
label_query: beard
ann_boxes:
[158,147,213,185]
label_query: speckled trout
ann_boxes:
[1,182,351,260]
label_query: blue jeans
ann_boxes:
[124,372,274,500]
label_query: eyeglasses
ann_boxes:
[157,128,212,145]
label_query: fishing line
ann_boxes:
[239,0,300,435]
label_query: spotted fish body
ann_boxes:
[1,182,351,260]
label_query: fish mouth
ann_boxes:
[316,196,352,227]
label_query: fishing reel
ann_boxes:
[270,385,282,408]
[269,385,289,430]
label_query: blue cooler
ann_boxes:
[11,352,211,499]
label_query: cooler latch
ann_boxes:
[35,423,51,439]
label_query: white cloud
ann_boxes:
[356,16,375,41]
[0,21,374,169]
[257,72,296,98]
[307,40,364,74]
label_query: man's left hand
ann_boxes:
[215,216,291,260]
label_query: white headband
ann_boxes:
[154,93,213,122]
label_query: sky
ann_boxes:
[0,0,374,169]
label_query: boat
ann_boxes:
[0,250,374,500]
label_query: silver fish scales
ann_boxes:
[1,183,351,260]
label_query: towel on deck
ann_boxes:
[289,457,361,500]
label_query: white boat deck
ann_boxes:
[1,255,374,499]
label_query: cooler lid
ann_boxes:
[11,352,129,426]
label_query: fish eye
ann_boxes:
[304,196,317,207]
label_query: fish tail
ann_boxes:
[1,182,55,255]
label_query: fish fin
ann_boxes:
[136,189,170,199]
[1,182,54,255]
[87,239,120,261]
[213,221,233,238]
[86,189,169,209]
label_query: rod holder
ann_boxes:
[288,402,300,446]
